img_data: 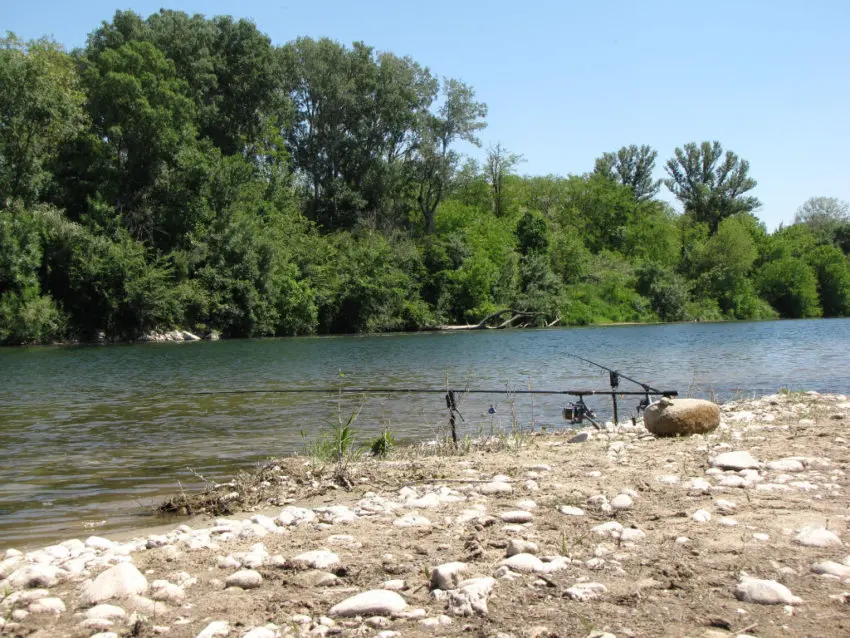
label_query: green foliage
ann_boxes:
[0,34,86,205]
[665,141,760,234]
[516,210,549,255]
[794,197,850,246]
[2,12,849,346]
[370,428,396,457]
[756,257,822,318]
[807,245,850,316]
[593,144,661,201]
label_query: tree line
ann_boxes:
[2,9,850,345]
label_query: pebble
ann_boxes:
[292,550,340,570]
[84,604,126,620]
[687,478,712,494]
[719,475,748,488]
[431,562,468,590]
[499,553,545,573]
[794,527,843,548]
[569,432,592,443]
[447,576,496,616]
[691,510,711,523]
[753,533,770,542]
[735,577,802,605]
[81,563,148,605]
[559,505,585,516]
[611,494,633,511]
[196,620,231,638]
[500,510,533,523]
[243,626,280,638]
[812,561,850,579]
[565,582,607,601]
[712,451,760,470]
[27,597,65,614]
[329,590,408,617]
[225,569,263,589]
[767,459,805,472]
[382,579,406,591]
[394,513,431,527]
[479,482,513,495]
[6,564,62,589]
[591,521,623,538]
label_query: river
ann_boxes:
[2,319,849,547]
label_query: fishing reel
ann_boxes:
[562,396,596,425]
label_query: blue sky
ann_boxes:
[4,0,848,229]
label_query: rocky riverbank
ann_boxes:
[2,392,850,638]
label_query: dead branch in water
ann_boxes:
[441,308,552,331]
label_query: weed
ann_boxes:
[370,428,396,457]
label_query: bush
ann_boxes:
[756,257,822,318]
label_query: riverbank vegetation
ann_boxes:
[2,10,850,344]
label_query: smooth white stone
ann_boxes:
[225,569,263,589]
[691,509,711,523]
[712,451,760,470]
[278,506,316,526]
[81,563,148,605]
[687,478,712,494]
[243,626,280,638]
[735,578,802,605]
[329,590,407,617]
[794,527,843,548]
[500,510,533,523]
[6,564,62,589]
[292,550,339,570]
[84,604,126,620]
[393,513,431,527]
[498,553,545,573]
[27,597,65,614]
[611,494,633,511]
[478,482,512,495]
[767,459,805,472]
[150,581,185,602]
[559,505,585,516]
[812,561,850,579]
[590,521,623,537]
[196,620,230,638]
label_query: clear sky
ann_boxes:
[3,0,848,229]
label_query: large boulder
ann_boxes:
[643,398,720,437]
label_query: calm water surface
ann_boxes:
[2,319,849,547]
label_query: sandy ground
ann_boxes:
[2,391,850,638]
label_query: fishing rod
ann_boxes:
[194,381,677,439]
[566,354,665,425]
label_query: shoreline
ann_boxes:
[2,391,850,637]
[3,316,843,349]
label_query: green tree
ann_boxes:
[793,196,850,245]
[593,144,661,201]
[0,34,86,206]
[485,142,523,217]
[756,257,822,318]
[807,245,850,316]
[0,206,66,343]
[664,141,760,233]
[413,79,487,234]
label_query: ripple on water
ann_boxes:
[1,319,849,547]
